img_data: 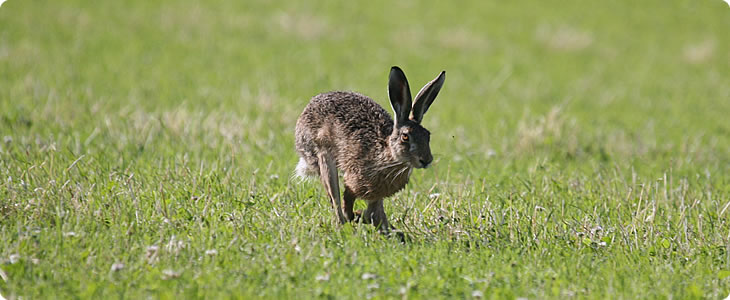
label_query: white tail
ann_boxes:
[293,158,317,180]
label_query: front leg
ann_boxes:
[363,200,404,237]
[360,199,388,229]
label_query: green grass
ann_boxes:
[1,0,730,298]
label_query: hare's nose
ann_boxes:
[419,158,432,168]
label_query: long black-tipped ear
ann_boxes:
[410,70,445,123]
[388,66,412,125]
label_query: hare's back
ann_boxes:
[301,91,393,137]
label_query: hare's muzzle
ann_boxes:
[418,157,433,169]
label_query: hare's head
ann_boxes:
[387,66,446,169]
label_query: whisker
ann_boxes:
[365,161,402,177]
[390,165,410,185]
[384,163,403,179]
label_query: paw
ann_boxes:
[382,227,407,243]
[391,230,407,243]
[353,209,364,223]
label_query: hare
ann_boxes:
[294,66,445,235]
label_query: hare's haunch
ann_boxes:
[294,66,446,235]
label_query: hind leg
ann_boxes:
[343,186,356,222]
[317,152,347,224]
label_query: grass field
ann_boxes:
[2,0,730,298]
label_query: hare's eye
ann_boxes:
[401,133,409,142]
